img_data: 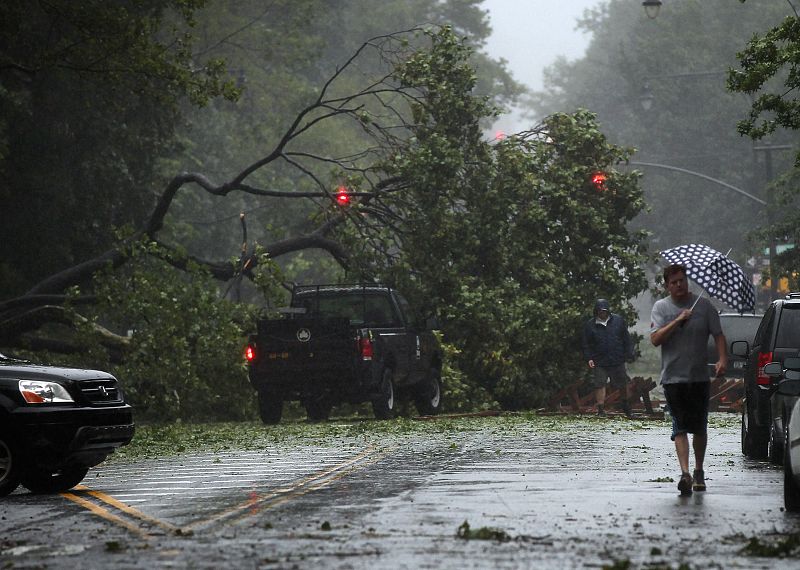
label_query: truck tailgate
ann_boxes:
[256,317,354,369]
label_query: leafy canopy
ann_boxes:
[342,28,649,409]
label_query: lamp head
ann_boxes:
[643,0,662,19]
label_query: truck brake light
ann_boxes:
[757,351,773,385]
[359,337,373,361]
[245,344,257,363]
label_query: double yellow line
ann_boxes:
[61,488,186,539]
[60,445,384,538]
[185,445,384,531]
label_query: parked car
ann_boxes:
[0,352,134,496]
[245,284,442,423]
[732,293,800,463]
[763,357,800,510]
[706,312,761,379]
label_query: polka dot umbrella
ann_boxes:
[661,244,756,312]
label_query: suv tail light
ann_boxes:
[359,337,373,361]
[757,351,773,385]
[244,344,257,363]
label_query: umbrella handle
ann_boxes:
[679,291,705,327]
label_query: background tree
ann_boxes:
[161,0,520,293]
[728,0,800,289]
[0,0,239,298]
[528,0,796,305]
[335,29,648,409]
[1,4,647,418]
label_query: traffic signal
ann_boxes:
[335,186,351,206]
[590,171,608,192]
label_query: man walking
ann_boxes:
[650,264,727,495]
[582,299,635,417]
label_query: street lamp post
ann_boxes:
[628,162,765,206]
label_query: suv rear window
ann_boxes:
[721,315,761,344]
[708,314,761,366]
[775,305,800,348]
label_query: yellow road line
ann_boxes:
[60,492,150,539]
[61,445,386,537]
[225,451,387,525]
[85,489,186,535]
[185,445,384,530]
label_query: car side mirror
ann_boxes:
[764,362,783,376]
[731,340,749,358]
[425,316,441,331]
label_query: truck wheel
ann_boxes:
[414,369,442,416]
[305,398,332,422]
[785,424,800,511]
[22,466,89,494]
[258,389,283,424]
[0,435,22,497]
[372,368,396,420]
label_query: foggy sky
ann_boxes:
[481,0,602,131]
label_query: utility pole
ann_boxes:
[753,143,792,301]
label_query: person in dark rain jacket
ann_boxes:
[581,299,635,417]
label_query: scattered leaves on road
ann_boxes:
[110,412,740,462]
[456,520,511,542]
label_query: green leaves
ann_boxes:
[90,240,257,422]
[729,15,800,151]
[345,27,648,410]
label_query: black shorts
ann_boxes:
[663,382,710,441]
[590,364,630,389]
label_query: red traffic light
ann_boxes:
[335,186,351,206]
[591,171,608,192]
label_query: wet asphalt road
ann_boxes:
[1,412,799,569]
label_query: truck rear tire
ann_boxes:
[22,466,89,494]
[258,389,283,424]
[0,435,22,497]
[372,368,396,420]
[414,369,442,416]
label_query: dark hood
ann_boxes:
[594,299,611,313]
[0,361,115,384]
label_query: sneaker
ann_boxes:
[678,472,693,496]
[692,469,706,492]
[597,404,606,417]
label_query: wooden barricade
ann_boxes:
[708,377,744,412]
[546,379,584,412]
[548,374,743,417]
[547,375,659,415]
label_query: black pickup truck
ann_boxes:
[0,352,134,496]
[245,285,443,423]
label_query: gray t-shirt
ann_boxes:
[650,294,722,385]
